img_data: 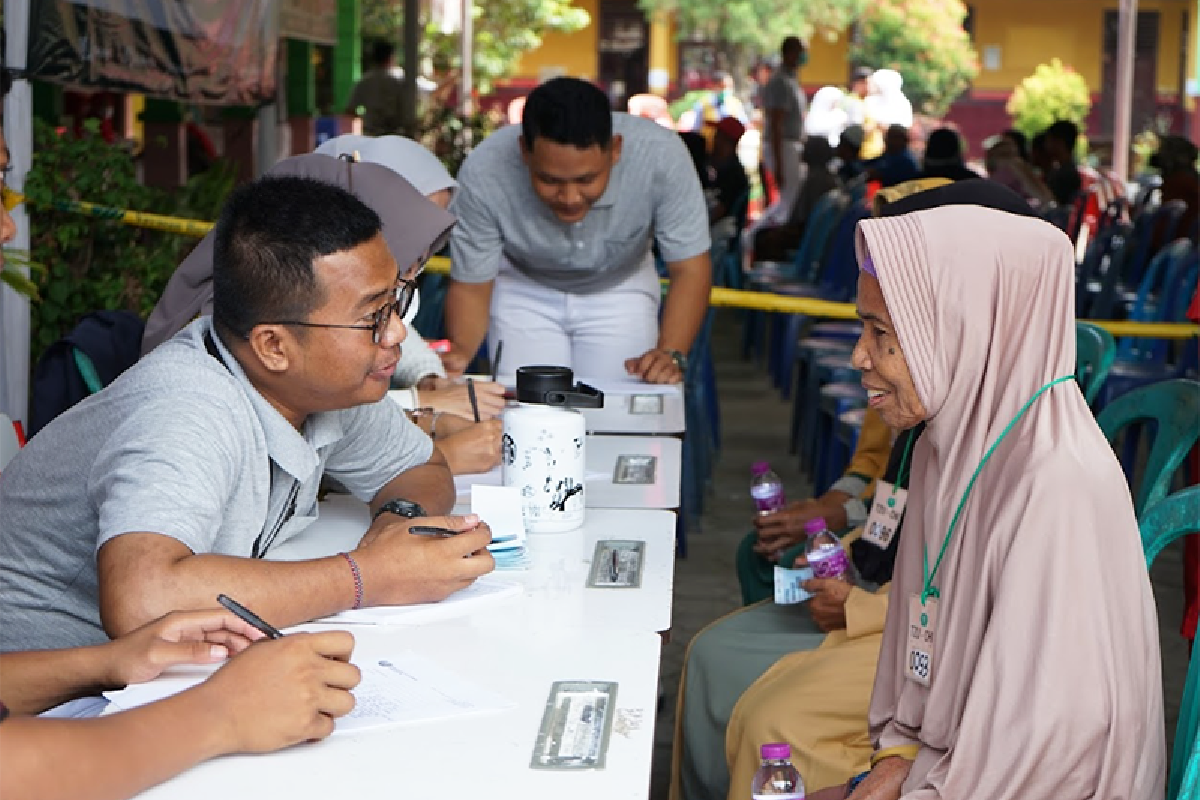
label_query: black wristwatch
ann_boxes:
[374,498,427,521]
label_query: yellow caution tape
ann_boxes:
[18,196,1199,341]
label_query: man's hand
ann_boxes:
[624,348,683,385]
[196,631,360,754]
[421,380,506,420]
[354,514,495,605]
[804,577,853,633]
[438,344,475,378]
[100,609,267,689]
[438,420,503,475]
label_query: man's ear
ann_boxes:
[519,135,531,166]
[610,134,623,166]
[246,325,293,375]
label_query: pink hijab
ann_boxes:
[858,205,1164,799]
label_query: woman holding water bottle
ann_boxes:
[809,184,1163,799]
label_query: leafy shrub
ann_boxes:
[22,119,235,360]
[1006,58,1091,142]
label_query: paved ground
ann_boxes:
[647,309,1188,799]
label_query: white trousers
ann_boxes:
[489,255,661,381]
[758,138,804,227]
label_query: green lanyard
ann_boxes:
[888,430,917,508]
[920,375,1074,604]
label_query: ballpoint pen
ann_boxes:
[467,377,481,423]
[491,341,504,383]
[610,550,620,583]
[409,525,515,545]
[217,593,283,640]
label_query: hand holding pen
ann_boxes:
[353,513,497,605]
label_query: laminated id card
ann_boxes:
[905,594,938,687]
[862,481,908,549]
[613,454,657,485]
[629,394,664,415]
[530,680,618,770]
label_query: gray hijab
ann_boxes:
[141,153,455,354]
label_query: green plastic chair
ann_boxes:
[1097,379,1200,518]
[1140,486,1200,800]
[1075,321,1116,406]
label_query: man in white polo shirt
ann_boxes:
[442,77,712,384]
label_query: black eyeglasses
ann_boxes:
[272,279,416,345]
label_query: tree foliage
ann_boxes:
[637,0,865,52]
[361,0,589,93]
[1006,58,1091,141]
[850,0,978,118]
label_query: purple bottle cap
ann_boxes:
[761,742,791,760]
[751,461,771,476]
[804,517,827,534]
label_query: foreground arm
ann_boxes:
[0,631,359,800]
[0,610,261,716]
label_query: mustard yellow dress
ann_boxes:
[669,584,890,800]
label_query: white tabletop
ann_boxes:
[496,376,686,436]
[581,385,686,436]
[269,497,677,633]
[452,435,681,510]
[133,624,662,800]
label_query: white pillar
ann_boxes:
[1112,0,1137,181]
[460,0,473,116]
[1,0,33,427]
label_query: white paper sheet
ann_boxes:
[104,652,512,733]
[471,484,525,542]
[319,577,521,625]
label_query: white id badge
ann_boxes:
[773,565,814,604]
[862,481,908,549]
[906,594,937,687]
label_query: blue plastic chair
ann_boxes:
[1075,321,1116,407]
[1096,242,1199,410]
[1139,486,1200,800]
[1096,378,1200,517]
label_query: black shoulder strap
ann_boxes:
[204,331,233,374]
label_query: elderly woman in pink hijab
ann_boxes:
[808,182,1164,799]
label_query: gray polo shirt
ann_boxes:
[0,317,433,652]
[762,68,807,142]
[449,113,710,293]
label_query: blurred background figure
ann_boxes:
[861,69,912,160]
[804,86,849,146]
[921,127,980,182]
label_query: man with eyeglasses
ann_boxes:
[0,176,495,653]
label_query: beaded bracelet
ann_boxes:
[339,551,364,610]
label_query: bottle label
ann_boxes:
[807,547,849,579]
[750,484,785,513]
[752,793,805,799]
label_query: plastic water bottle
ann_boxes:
[803,518,853,581]
[750,462,787,515]
[751,742,806,799]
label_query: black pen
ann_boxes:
[409,525,513,545]
[217,593,283,640]
[491,341,504,383]
[409,525,461,537]
[610,550,620,582]
[466,377,481,423]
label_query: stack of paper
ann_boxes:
[473,485,530,571]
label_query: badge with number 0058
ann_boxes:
[862,481,907,549]
[906,594,937,687]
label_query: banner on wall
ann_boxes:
[28,0,279,105]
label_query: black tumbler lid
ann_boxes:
[515,366,604,408]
